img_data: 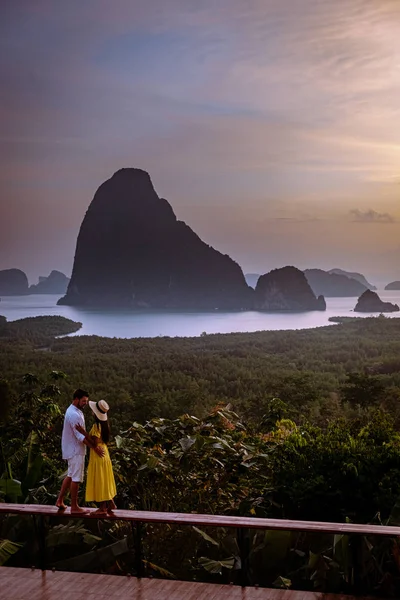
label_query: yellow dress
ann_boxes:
[85,424,117,502]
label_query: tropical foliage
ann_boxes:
[1,314,400,428]
[1,315,400,595]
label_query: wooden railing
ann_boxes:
[1,503,400,592]
[3,503,400,534]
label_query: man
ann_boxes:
[56,388,104,514]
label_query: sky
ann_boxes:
[1,0,400,287]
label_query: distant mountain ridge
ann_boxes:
[304,269,367,297]
[385,281,400,291]
[248,268,374,297]
[29,270,70,294]
[328,268,376,290]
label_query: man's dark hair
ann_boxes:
[73,388,89,400]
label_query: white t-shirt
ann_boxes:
[61,404,86,460]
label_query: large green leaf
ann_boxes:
[198,556,235,574]
[22,454,43,498]
[46,522,101,548]
[0,477,22,501]
[192,526,219,547]
[26,431,40,473]
[333,533,351,577]
[252,529,291,566]
[143,560,177,579]
[53,537,129,572]
[273,576,292,589]
[0,539,23,566]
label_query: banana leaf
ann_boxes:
[52,537,129,572]
[198,556,235,574]
[0,477,22,502]
[143,560,176,579]
[22,455,43,498]
[333,533,351,580]
[46,521,101,548]
[192,526,219,546]
[0,539,23,566]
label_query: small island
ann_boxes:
[354,290,399,313]
[385,281,400,291]
[0,269,29,296]
[255,266,326,311]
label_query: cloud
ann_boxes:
[1,0,400,281]
[349,209,395,223]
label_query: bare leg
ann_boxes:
[56,476,71,510]
[92,501,108,516]
[107,499,116,515]
[70,481,87,513]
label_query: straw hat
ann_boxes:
[89,399,109,421]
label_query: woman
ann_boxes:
[76,399,117,516]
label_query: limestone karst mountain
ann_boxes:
[58,168,253,309]
[29,270,70,294]
[354,290,399,313]
[0,269,29,296]
[255,266,326,311]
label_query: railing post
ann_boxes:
[237,527,250,587]
[32,514,47,571]
[131,520,144,578]
[350,534,363,594]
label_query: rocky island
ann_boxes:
[0,269,29,296]
[354,290,399,313]
[58,168,254,309]
[255,266,326,311]
[29,270,70,294]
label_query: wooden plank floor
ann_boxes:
[0,568,380,600]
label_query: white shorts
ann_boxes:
[67,455,85,483]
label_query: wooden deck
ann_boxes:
[0,568,381,600]
[1,503,400,537]
[0,505,392,599]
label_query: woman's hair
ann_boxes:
[95,416,110,444]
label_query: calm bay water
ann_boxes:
[1,292,400,338]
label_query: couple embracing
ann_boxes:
[56,389,116,516]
